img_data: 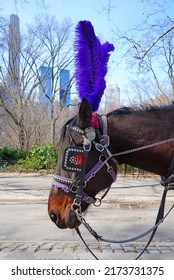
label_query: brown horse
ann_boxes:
[48,98,174,229]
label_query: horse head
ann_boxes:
[48,98,117,229]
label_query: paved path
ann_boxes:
[0,173,174,260]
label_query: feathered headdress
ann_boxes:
[74,20,115,112]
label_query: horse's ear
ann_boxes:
[78,98,92,128]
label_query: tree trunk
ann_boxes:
[18,122,26,150]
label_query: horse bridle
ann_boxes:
[52,113,174,260]
[52,114,117,211]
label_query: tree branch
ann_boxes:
[136,26,174,60]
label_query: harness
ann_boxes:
[52,114,117,208]
[52,114,174,260]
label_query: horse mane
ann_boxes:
[107,104,174,118]
[107,107,134,117]
[58,104,174,146]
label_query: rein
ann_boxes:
[52,114,174,260]
[75,183,174,260]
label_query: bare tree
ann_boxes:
[112,1,174,105]
[13,0,47,9]
[0,16,46,149]
[28,15,74,144]
[0,15,73,149]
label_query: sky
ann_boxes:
[0,0,174,104]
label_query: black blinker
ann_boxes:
[62,146,84,173]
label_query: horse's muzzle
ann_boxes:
[49,208,81,229]
[49,211,59,224]
[49,211,67,229]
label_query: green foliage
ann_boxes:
[0,147,27,163]
[17,143,58,171]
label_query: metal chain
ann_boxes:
[112,137,174,157]
[83,137,174,184]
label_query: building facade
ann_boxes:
[8,14,20,89]
[39,65,52,110]
[60,69,71,106]
[104,83,120,111]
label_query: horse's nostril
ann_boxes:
[49,211,59,224]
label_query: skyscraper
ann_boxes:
[60,69,71,106]
[104,84,120,111]
[8,14,20,88]
[39,65,52,110]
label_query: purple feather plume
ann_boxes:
[74,20,115,111]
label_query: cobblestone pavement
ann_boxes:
[0,173,174,260]
[1,240,174,260]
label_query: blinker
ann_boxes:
[63,127,95,173]
[62,146,84,173]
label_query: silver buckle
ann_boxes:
[69,184,79,193]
